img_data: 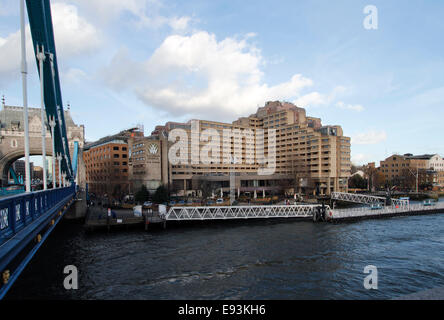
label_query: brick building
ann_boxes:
[378,153,444,189]
[83,128,143,198]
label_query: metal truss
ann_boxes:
[331,192,410,208]
[164,205,330,221]
[331,192,386,205]
[390,198,410,208]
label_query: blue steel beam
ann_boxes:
[25,0,73,181]
[72,141,79,179]
[9,168,20,185]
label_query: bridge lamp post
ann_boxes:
[62,172,66,188]
[49,116,56,188]
[37,44,48,190]
[56,153,62,188]
[20,0,31,193]
[229,155,237,205]
[408,167,419,193]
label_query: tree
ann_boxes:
[195,178,215,200]
[152,185,169,204]
[373,171,385,190]
[135,185,150,203]
[351,164,359,175]
[348,174,367,189]
[401,169,416,190]
[112,184,123,200]
[290,156,310,195]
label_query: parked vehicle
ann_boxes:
[370,203,383,210]
[423,199,435,206]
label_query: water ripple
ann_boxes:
[6,213,444,300]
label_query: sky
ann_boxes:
[1,0,443,167]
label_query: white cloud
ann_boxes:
[68,0,192,32]
[335,101,365,112]
[51,2,102,57]
[62,68,88,84]
[136,14,192,32]
[330,85,347,97]
[168,16,191,31]
[351,153,373,165]
[351,130,387,145]
[0,28,34,79]
[99,47,144,91]
[103,31,320,120]
[64,0,152,21]
[293,86,364,112]
[294,92,326,107]
[0,2,100,82]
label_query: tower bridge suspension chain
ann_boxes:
[0,0,79,300]
[26,0,74,181]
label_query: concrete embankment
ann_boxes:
[64,191,87,220]
[84,205,164,231]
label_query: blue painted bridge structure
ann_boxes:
[27,0,74,181]
[0,0,79,298]
[0,186,77,298]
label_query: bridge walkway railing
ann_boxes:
[0,186,75,245]
[331,202,444,220]
[163,204,329,221]
[0,185,76,299]
[331,192,410,208]
[0,185,76,274]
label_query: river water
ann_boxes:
[5,199,444,300]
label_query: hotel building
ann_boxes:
[129,101,351,197]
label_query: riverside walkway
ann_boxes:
[84,195,443,228]
[330,201,444,222]
[161,194,443,223]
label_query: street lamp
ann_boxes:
[20,0,31,192]
[37,44,48,190]
[229,155,237,205]
[408,167,419,193]
[56,153,62,188]
[62,172,66,188]
[49,116,56,188]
